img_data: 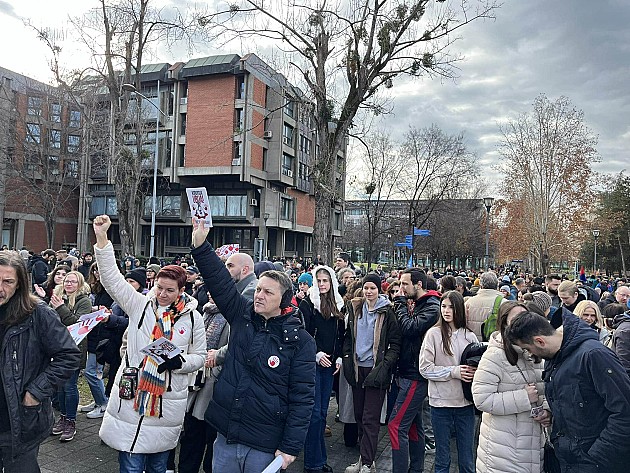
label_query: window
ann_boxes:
[235,109,243,131]
[180,114,186,136]
[304,235,313,253]
[334,211,342,231]
[285,232,296,251]
[26,123,40,144]
[27,97,42,116]
[90,195,118,217]
[282,153,293,175]
[299,135,311,155]
[280,197,293,220]
[166,227,192,247]
[64,159,79,178]
[69,110,81,128]
[236,77,245,99]
[284,97,295,118]
[234,142,243,161]
[50,104,62,122]
[298,162,309,180]
[282,123,294,146]
[67,135,80,153]
[49,130,61,149]
[207,195,247,218]
[337,156,345,173]
[143,195,182,217]
[225,229,254,249]
[48,155,59,171]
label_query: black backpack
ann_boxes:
[460,341,488,414]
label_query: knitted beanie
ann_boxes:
[146,264,161,275]
[531,291,552,313]
[500,285,511,293]
[125,267,147,289]
[362,273,382,292]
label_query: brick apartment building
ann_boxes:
[0,66,81,251]
[89,53,347,259]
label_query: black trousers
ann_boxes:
[0,443,41,473]
[178,412,217,473]
[352,366,387,466]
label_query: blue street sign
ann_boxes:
[394,242,411,247]
[414,228,431,236]
[405,235,413,243]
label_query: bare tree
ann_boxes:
[198,0,499,263]
[498,94,598,274]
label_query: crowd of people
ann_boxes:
[1,225,630,473]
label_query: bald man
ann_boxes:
[225,253,258,301]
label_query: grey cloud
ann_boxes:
[0,0,18,18]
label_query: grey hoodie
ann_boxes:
[356,295,390,367]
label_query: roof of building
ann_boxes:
[180,54,242,78]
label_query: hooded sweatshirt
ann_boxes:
[356,295,390,367]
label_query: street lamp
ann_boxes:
[121,82,166,257]
[483,197,494,270]
[592,229,600,272]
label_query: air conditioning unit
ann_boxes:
[286,170,293,178]
[263,130,273,139]
[250,198,258,206]
[180,97,188,105]
[232,158,242,166]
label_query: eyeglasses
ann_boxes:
[64,280,79,285]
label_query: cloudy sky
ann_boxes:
[2,0,629,185]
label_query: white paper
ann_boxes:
[67,309,108,345]
[260,456,284,473]
[140,336,183,365]
[186,187,213,227]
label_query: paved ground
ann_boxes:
[39,400,459,473]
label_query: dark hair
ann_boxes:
[426,275,438,291]
[507,311,555,345]
[337,252,350,263]
[259,270,293,295]
[316,268,342,319]
[402,267,427,288]
[157,265,187,289]
[602,303,626,318]
[440,275,457,292]
[496,301,529,365]
[438,290,468,357]
[88,261,106,294]
[44,264,71,297]
[0,251,38,326]
[344,280,363,303]
[545,274,561,282]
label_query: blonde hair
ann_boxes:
[53,270,91,309]
[558,280,577,296]
[573,300,603,329]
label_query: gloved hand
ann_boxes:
[157,354,185,374]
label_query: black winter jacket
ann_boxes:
[0,303,80,457]
[30,255,49,288]
[87,289,114,353]
[191,242,316,457]
[299,296,344,361]
[393,291,440,381]
[544,311,630,472]
[342,297,401,389]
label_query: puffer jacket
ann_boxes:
[464,289,507,339]
[472,332,544,473]
[94,242,206,454]
[342,296,401,389]
[191,241,316,457]
[0,303,80,458]
[544,311,630,472]
[393,291,440,380]
[613,312,630,375]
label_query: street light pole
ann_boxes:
[483,197,494,270]
[592,229,600,272]
[121,82,165,257]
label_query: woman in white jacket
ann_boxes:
[92,215,206,473]
[472,301,547,473]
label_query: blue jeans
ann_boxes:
[304,365,334,469]
[388,378,428,473]
[84,352,108,406]
[212,433,278,473]
[431,405,475,473]
[58,369,80,421]
[118,450,170,473]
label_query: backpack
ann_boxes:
[481,296,503,342]
[460,341,489,415]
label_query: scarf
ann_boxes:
[307,265,344,313]
[203,304,227,350]
[134,295,186,417]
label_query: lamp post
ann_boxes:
[121,82,165,257]
[592,229,600,272]
[264,212,270,260]
[483,197,494,270]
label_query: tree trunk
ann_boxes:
[618,235,626,276]
[313,189,333,266]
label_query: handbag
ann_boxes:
[543,428,561,473]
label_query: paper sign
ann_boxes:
[67,309,108,345]
[260,456,284,473]
[215,243,239,259]
[186,187,213,227]
[140,337,183,365]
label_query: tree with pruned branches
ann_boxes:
[198,0,500,263]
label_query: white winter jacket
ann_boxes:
[95,242,206,454]
[472,331,545,473]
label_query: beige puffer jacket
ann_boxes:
[472,331,545,473]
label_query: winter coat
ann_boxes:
[419,326,478,408]
[87,288,115,353]
[299,296,344,362]
[393,291,440,381]
[30,255,49,288]
[94,242,206,454]
[235,272,258,301]
[544,311,630,472]
[612,312,630,375]
[342,296,401,389]
[0,303,80,458]
[190,241,316,457]
[472,332,544,473]
[464,289,507,339]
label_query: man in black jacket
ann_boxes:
[388,268,440,473]
[30,250,53,290]
[190,219,315,473]
[508,310,630,473]
[0,251,80,472]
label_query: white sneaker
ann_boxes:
[359,464,376,473]
[86,405,107,419]
[79,401,96,413]
[345,458,362,473]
